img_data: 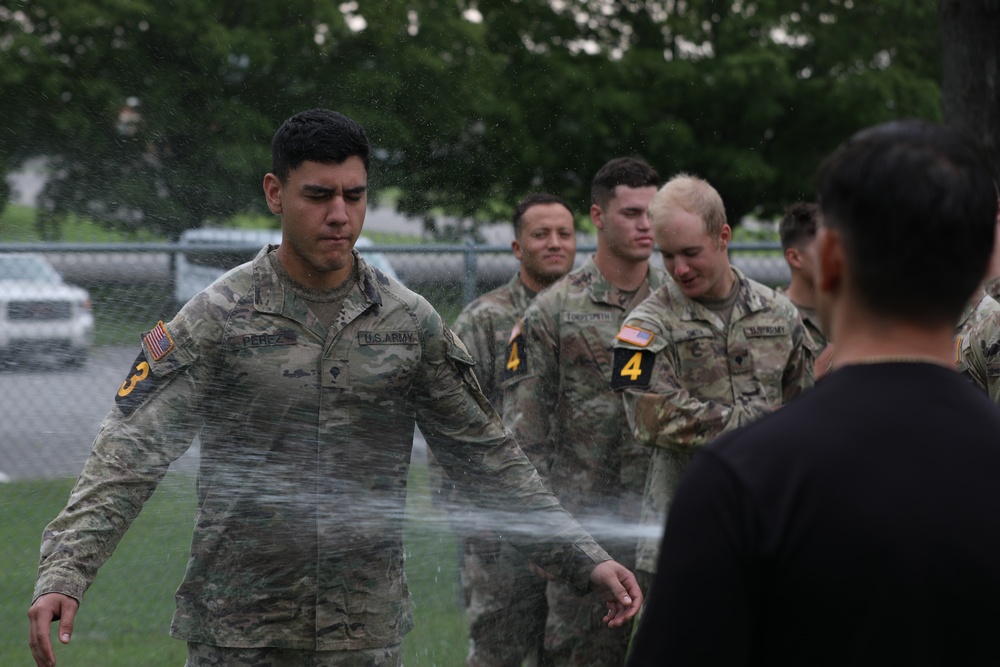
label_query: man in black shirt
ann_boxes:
[628,119,1000,666]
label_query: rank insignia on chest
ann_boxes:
[616,325,654,347]
[728,346,753,375]
[610,347,654,389]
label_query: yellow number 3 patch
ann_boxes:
[610,348,654,389]
[115,352,163,416]
[117,361,150,397]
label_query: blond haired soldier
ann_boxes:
[612,174,814,588]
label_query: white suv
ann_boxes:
[0,253,94,367]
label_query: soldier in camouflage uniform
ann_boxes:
[612,175,814,586]
[958,297,1000,401]
[955,288,1000,357]
[982,204,1000,300]
[27,110,643,667]
[448,194,577,667]
[778,201,827,349]
[502,157,663,667]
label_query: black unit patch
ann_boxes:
[610,347,655,389]
[115,352,163,416]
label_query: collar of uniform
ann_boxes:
[508,272,535,314]
[664,266,765,327]
[251,246,383,318]
[583,255,663,309]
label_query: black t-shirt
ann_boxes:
[628,362,1000,666]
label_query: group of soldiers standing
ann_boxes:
[27,109,1000,667]
[448,157,819,666]
[450,144,1000,666]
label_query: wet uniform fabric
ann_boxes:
[502,256,664,666]
[612,268,813,575]
[448,273,548,667]
[776,286,827,350]
[628,363,1000,666]
[958,296,1000,401]
[33,247,612,655]
[954,289,1000,370]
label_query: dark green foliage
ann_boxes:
[1,1,944,239]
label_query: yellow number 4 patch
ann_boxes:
[501,334,527,380]
[610,348,654,389]
[506,341,521,372]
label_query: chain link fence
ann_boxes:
[0,240,786,664]
[0,240,787,483]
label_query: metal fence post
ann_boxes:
[463,239,478,305]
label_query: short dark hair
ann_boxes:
[817,119,996,325]
[271,109,370,182]
[512,193,573,238]
[779,202,819,251]
[591,157,660,209]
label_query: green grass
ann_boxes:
[1,204,422,247]
[0,204,168,243]
[90,284,179,346]
[1,464,467,666]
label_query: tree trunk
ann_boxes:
[939,0,1000,184]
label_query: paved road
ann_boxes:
[0,345,427,482]
[0,346,198,481]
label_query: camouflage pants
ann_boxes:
[635,447,696,574]
[462,535,549,667]
[185,642,402,667]
[541,580,631,667]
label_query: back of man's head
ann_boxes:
[648,173,727,237]
[591,157,660,210]
[271,109,370,182]
[512,193,573,238]
[779,202,819,252]
[817,119,996,325]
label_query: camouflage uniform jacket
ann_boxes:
[433,272,533,529]
[986,276,1000,302]
[956,290,1000,357]
[613,268,814,572]
[501,256,665,560]
[452,272,534,407]
[959,296,1000,401]
[776,286,827,349]
[33,247,611,652]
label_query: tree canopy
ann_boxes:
[0,0,952,238]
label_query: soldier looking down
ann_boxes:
[27,109,642,667]
[612,174,814,591]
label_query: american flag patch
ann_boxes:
[616,325,654,347]
[508,319,522,343]
[143,320,175,361]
